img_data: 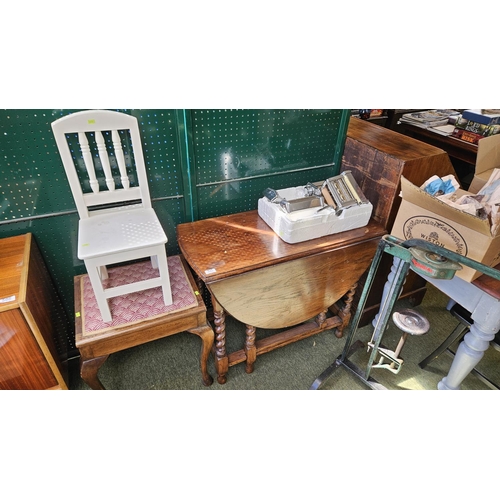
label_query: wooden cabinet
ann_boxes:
[342,117,457,231]
[0,234,68,389]
[395,121,477,166]
[341,118,457,325]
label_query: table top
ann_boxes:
[396,121,477,165]
[348,117,452,161]
[473,262,500,301]
[177,210,386,283]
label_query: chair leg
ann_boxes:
[86,264,113,323]
[156,248,173,306]
[98,265,108,280]
[419,323,469,369]
[187,323,214,386]
[80,354,109,390]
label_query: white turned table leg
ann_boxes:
[438,322,496,390]
[371,254,500,390]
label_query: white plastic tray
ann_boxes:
[258,185,373,244]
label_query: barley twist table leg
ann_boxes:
[315,310,327,328]
[336,283,358,338]
[245,325,257,373]
[212,304,228,384]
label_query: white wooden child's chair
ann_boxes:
[52,110,172,323]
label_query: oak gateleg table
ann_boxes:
[177,210,386,384]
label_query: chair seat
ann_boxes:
[78,207,167,260]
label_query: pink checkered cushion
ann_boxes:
[81,255,197,336]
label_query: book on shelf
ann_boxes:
[462,109,500,126]
[451,128,485,145]
[399,109,460,128]
[454,116,500,137]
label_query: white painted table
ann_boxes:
[385,257,500,390]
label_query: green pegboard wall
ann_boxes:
[188,109,350,218]
[0,109,189,358]
[0,109,349,358]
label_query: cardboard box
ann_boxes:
[468,134,500,194]
[391,176,500,282]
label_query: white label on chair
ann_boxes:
[205,268,216,275]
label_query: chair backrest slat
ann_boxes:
[95,130,116,192]
[52,110,152,219]
[112,130,130,189]
[78,132,100,194]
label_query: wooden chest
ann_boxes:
[341,118,457,325]
[342,118,456,231]
[0,234,68,389]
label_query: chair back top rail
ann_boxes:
[51,110,151,219]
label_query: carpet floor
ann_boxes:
[68,283,500,391]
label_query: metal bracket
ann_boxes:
[310,235,500,390]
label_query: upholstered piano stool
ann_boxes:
[73,255,214,389]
